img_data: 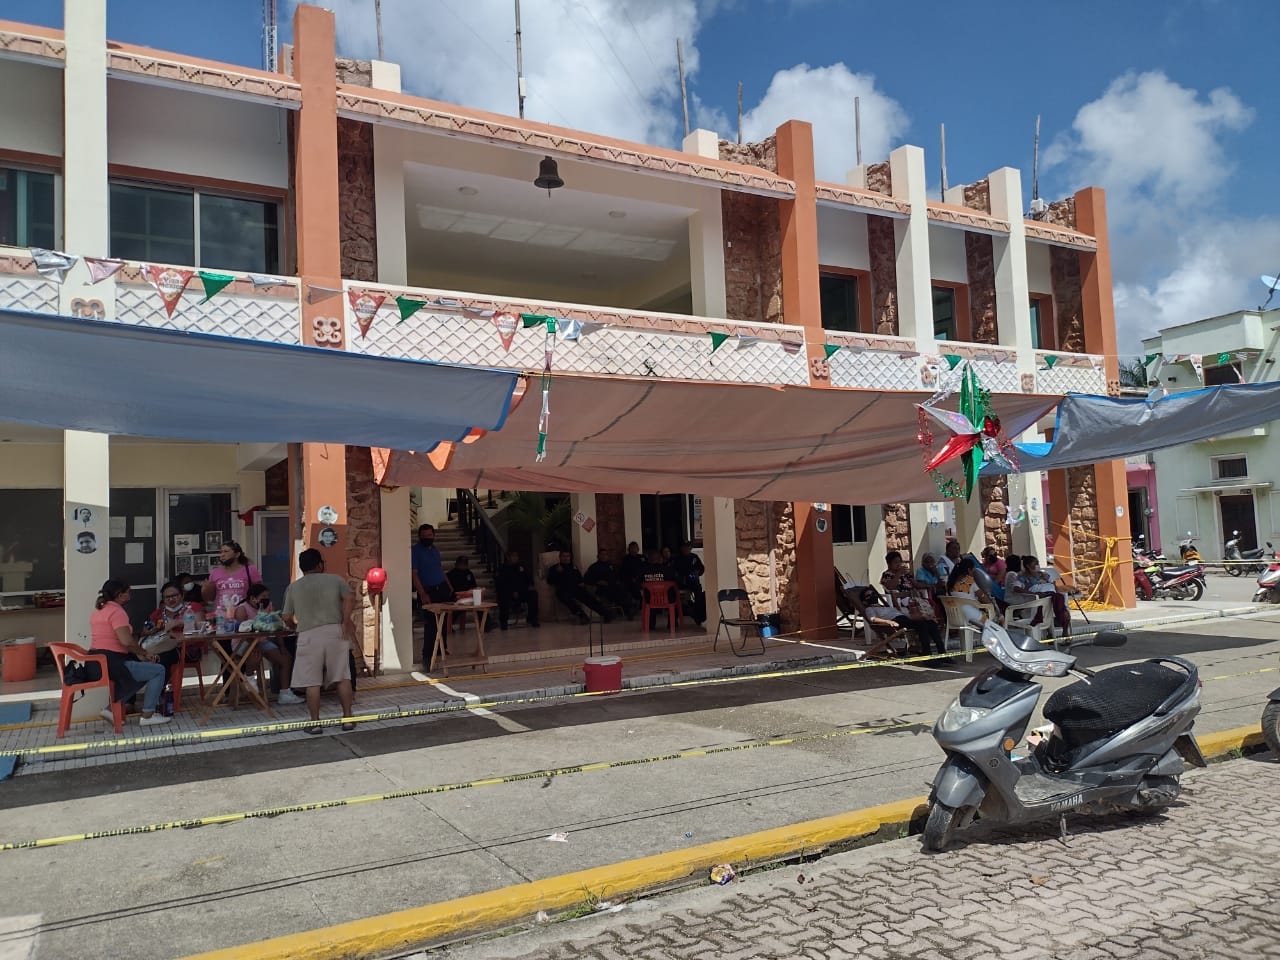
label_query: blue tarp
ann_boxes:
[0,309,521,448]
[982,382,1280,475]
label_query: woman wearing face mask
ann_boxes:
[230,582,301,704]
[202,540,262,624]
[143,580,205,676]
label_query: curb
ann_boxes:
[181,723,1267,960]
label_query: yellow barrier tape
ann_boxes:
[0,719,923,853]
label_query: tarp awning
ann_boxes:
[985,382,1280,476]
[0,309,520,447]
[382,375,1061,503]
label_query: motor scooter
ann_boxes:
[1132,556,1206,601]
[1224,530,1268,578]
[1178,533,1202,565]
[1253,556,1280,604]
[924,619,1205,851]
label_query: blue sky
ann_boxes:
[4,0,1276,349]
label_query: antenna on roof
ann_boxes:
[854,96,862,167]
[515,0,526,119]
[374,0,384,60]
[737,81,744,144]
[677,39,690,137]
[939,123,948,198]
[1262,274,1280,311]
[261,0,277,72]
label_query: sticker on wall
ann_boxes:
[173,534,197,556]
[348,290,386,339]
[71,507,94,527]
[318,527,339,547]
[815,517,829,535]
[493,312,519,352]
[317,505,339,525]
[573,511,596,533]
[75,530,98,554]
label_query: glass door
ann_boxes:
[254,510,291,610]
[162,489,236,585]
[109,487,159,629]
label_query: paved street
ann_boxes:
[429,757,1280,960]
[0,610,1277,959]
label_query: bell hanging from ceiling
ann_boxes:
[533,156,564,195]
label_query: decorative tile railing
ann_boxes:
[341,283,812,386]
[114,267,302,345]
[0,253,59,315]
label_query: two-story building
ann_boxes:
[0,1,1130,674]
[1144,308,1280,561]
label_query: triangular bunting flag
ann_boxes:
[943,353,963,369]
[143,265,194,317]
[734,335,760,350]
[1216,352,1231,366]
[780,340,803,355]
[709,332,730,353]
[396,296,425,323]
[348,290,386,339]
[305,285,342,304]
[493,312,519,351]
[30,248,77,283]
[1042,355,1058,369]
[85,257,125,284]
[521,313,554,329]
[823,343,840,359]
[1143,353,1158,366]
[247,273,282,289]
[1189,354,1203,381]
[198,271,236,303]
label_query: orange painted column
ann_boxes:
[776,120,836,638]
[292,5,348,569]
[1074,187,1135,607]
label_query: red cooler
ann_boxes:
[583,655,622,693]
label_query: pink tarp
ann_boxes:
[380,376,1061,504]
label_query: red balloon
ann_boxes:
[365,567,388,594]
[925,433,979,472]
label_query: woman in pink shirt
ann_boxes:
[87,579,171,726]
[203,540,261,621]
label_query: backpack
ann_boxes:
[63,660,103,686]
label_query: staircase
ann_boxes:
[433,521,497,593]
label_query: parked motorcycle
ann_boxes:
[1253,557,1280,604]
[923,620,1205,851]
[1224,530,1268,578]
[1178,533,1203,565]
[1133,554,1206,602]
[1132,534,1166,566]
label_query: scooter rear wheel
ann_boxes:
[1185,579,1204,602]
[1262,701,1280,758]
[1227,564,1242,577]
[922,801,974,851]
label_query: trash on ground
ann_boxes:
[709,863,736,885]
[594,901,626,914]
[535,910,550,923]
[546,832,569,842]
[684,831,694,839]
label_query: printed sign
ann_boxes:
[144,265,195,318]
[348,290,385,339]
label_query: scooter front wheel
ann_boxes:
[922,801,975,852]
[1262,701,1280,757]
[1227,563,1242,577]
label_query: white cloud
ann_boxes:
[1045,71,1266,349]
[737,64,908,181]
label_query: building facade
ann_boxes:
[0,2,1132,672]
[1145,308,1280,562]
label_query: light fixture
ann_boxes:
[534,156,564,195]
[458,186,479,196]
[608,209,626,219]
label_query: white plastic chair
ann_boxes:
[939,595,998,663]
[1003,596,1055,643]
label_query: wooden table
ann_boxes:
[425,601,495,677]
[196,632,277,725]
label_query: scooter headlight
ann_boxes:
[939,698,991,732]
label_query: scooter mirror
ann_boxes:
[1090,631,1128,648]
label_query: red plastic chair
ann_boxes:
[640,581,682,637]
[170,638,207,713]
[49,642,123,739]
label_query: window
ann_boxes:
[831,504,868,544]
[819,272,860,333]
[932,286,956,341]
[1204,363,1241,387]
[0,166,56,249]
[1213,456,1248,481]
[1029,293,1055,351]
[109,182,280,273]
[1029,298,1042,350]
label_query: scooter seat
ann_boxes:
[1043,661,1188,750]
[1156,565,1198,578]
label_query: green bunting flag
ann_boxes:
[824,343,840,359]
[1042,355,1058,369]
[944,354,963,369]
[396,296,425,323]
[709,332,730,353]
[197,271,235,304]
[522,313,554,329]
[1144,353,1159,366]
[1217,352,1231,366]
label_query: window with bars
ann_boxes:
[0,166,56,249]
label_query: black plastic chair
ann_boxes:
[713,589,765,657]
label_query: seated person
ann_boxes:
[143,580,205,676]
[879,550,919,598]
[1021,555,1071,633]
[495,550,540,629]
[445,556,486,632]
[640,549,679,629]
[857,585,950,662]
[619,541,645,609]
[946,558,996,627]
[546,550,612,624]
[671,541,706,626]
[914,553,942,592]
[980,547,1008,605]
[585,549,637,618]
[229,583,301,704]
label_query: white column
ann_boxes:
[700,496,738,636]
[379,486,413,670]
[987,168,1035,377]
[570,492,598,564]
[683,129,727,318]
[889,145,936,355]
[61,1,111,679]
[371,61,407,286]
[953,496,985,558]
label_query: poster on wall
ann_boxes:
[174,555,193,575]
[109,516,127,538]
[691,496,704,546]
[173,534,197,556]
[133,516,153,538]
[192,554,210,575]
[204,531,223,553]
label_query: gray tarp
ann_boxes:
[984,382,1280,475]
[0,308,520,447]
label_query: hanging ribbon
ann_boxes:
[198,271,236,304]
[535,318,557,462]
[30,248,77,283]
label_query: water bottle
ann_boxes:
[183,609,196,636]
[161,687,174,717]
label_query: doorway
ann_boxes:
[1127,487,1150,549]
[640,494,693,554]
[1219,494,1258,553]
[255,511,291,609]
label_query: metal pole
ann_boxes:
[1032,114,1041,201]
[374,0,384,60]
[940,122,948,198]
[854,96,862,166]
[515,0,526,119]
[737,81,743,144]
[677,39,689,137]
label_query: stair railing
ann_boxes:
[458,488,506,576]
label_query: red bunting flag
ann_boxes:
[493,312,519,351]
[144,265,194,318]
[347,290,385,339]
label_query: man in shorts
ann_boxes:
[282,548,364,734]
